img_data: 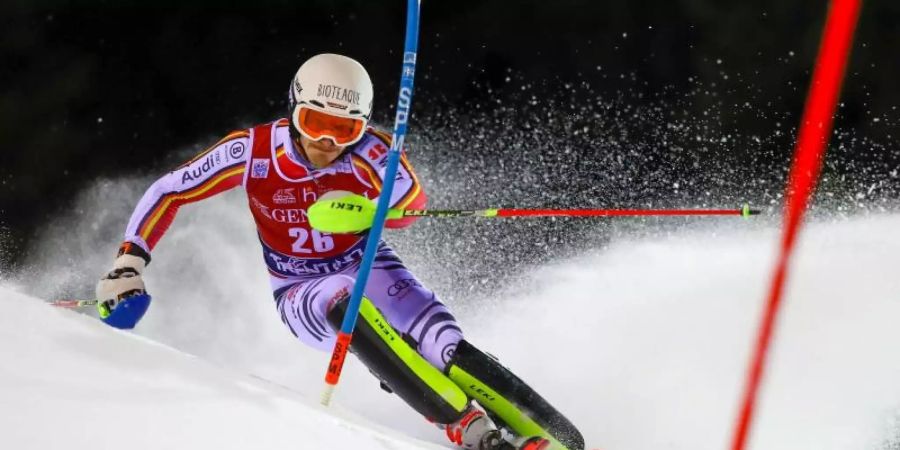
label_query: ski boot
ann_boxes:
[444,403,552,450]
[444,404,504,449]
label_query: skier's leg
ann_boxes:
[323,294,514,450]
[364,244,464,370]
[276,273,473,426]
[275,276,352,352]
[361,246,581,449]
[275,259,573,449]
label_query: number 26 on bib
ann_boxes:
[288,228,335,254]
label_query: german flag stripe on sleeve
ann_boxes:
[136,162,245,243]
[350,152,422,209]
[351,154,383,190]
[177,130,250,169]
[393,153,422,209]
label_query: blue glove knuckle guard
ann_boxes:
[101,294,152,329]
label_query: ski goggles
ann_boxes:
[293,106,367,146]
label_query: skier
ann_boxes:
[95,53,583,450]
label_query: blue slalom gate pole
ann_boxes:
[322,0,422,406]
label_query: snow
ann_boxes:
[460,214,900,450]
[0,287,443,450]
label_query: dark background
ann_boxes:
[2,0,899,270]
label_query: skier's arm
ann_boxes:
[381,152,426,229]
[352,130,427,229]
[122,130,251,255]
[94,131,250,329]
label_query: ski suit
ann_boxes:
[122,119,463,369]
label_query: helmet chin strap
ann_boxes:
[288,132,309,161]
[288,122,304,144]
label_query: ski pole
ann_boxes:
[320,0,422,407]
[50,299,100,308]
[399,205,759,218]
[308,194,760,234]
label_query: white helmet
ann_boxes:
[288,53,374,145]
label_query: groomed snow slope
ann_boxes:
[0,287,443,450]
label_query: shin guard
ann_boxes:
[446,340,585,450]
[327,296,469,424]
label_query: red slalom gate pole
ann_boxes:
[730,1,862,449]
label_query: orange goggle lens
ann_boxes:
[296,107,366,146]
